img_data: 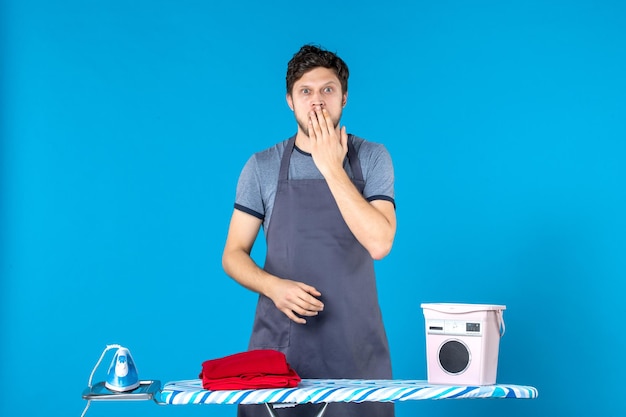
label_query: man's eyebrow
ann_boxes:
[297,80,339,89]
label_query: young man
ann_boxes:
[222,44,396,417]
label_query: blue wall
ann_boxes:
[2,1,625,416]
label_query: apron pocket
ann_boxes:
[248,295,291,349]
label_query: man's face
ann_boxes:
[287,67,347,137]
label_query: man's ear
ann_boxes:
[342,92,348,108]
[286,93,294,111]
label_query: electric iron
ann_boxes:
[104,346,140,392]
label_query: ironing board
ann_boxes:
[83,378,538,417]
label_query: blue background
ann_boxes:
[2,0,625,416]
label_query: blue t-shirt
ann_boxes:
[235,135,395,234]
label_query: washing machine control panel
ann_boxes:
[426,319,482,336]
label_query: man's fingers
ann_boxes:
[289,292,323,314]
[311,108,331,135]
[292,303,320,317]
[284,300,319,325]
[274,279,324,324]
[340,125,348,146]
[297,283,324,309]
[320,108,333,132]
[297,281,321,296]
[309,111,323,139]
[283,308,307,325]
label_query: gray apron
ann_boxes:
[239,136,393,417]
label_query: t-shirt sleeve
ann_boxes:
[362,143,395,207]
[234,155,265,220]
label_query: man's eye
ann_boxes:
[302,89,310,94]
[324,87,333,93]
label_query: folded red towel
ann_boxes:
[201,367,301,390]
[199,350,301,390]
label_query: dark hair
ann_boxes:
[286,44,349,95]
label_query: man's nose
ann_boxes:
[311,98,325,109]
[310,91,325,108]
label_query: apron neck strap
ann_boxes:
[279,135,362,182]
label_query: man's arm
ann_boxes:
[322,171,396,260]
[308,108,396,259]
[222,209,325,324]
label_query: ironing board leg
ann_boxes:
[314,403,328,416]
[264,403,279,417]
[264,402,328,417]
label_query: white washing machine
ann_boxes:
[421,303,506,385]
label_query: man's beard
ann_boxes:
[295,110,342,137]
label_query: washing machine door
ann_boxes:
[438,339,470,374]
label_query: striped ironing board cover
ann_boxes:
[156,379,538,405]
